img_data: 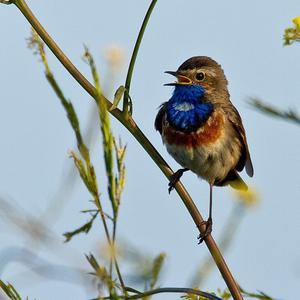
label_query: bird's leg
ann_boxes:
[198,183,213,244]
[168,168,189,193]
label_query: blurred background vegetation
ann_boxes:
[0,1,299,299]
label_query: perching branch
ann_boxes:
[3,0,243,299]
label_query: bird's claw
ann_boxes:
[198,218,213,244]
[168,168,189,193]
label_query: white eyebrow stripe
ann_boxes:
[201,69,217,77]
[185,68,217,78]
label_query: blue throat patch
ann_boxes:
[166,85,214,132]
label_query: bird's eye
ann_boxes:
[196,71,205,81]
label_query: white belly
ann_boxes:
[163,126,242,184]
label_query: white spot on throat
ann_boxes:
[175,102,195,112]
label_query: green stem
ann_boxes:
[123,0,158,117]
[11,1,243,299]
[109,212,118,279]
[123,287,222,300]
[93,193,127,296]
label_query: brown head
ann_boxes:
[165,56,229,100]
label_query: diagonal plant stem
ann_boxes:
[123,0,157,116]
[7,0,243,299]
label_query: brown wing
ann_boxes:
[154,102,167,134]
[224,103,254,177]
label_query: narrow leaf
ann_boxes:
[249,98,300,126]
[63,212,98,242]
[109,86,126,111]
[150,252,166,289]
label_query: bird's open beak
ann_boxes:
[164,71,192,86]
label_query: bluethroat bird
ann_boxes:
[155,56,253,243]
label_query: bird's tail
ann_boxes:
[216,170,248,191]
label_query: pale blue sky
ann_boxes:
[0,1,300,299]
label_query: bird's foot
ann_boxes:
[168,168,189,193]
[197,217,213,244]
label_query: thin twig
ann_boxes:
[10,1,243,298]
[123,287,221,300]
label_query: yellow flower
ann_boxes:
[292,16,300,30]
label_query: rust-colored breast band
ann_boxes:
[164,112,224,147]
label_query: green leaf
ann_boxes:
[69,151,98,196]
[240,287,275,299]
[28,31,91,163]
[113,138,126,204]
[63,212,98,242]
[84,49,117,213]
[150,252,166,289]
[85,254,116,291]
[249,98,300,126]
[110,86,126,111]
[217,288,231,299]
